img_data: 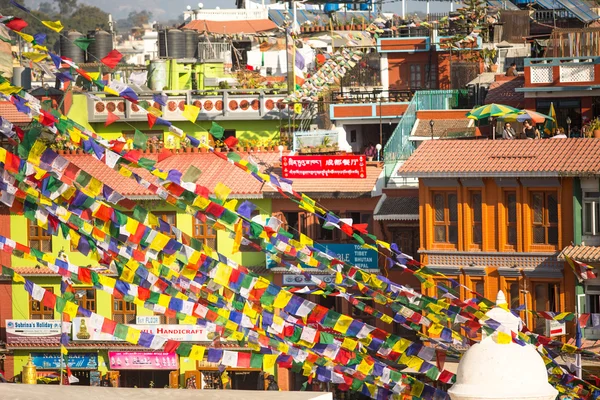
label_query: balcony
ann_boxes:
[328,89,412,121]
[519,57,600,92]
[86,89,293,123]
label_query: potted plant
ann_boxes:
[480,48,498,73]
[587,118,600,138]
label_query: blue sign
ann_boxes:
[267,243,378,271]
[30,353,98,370]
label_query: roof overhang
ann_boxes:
[374,214,419,221]
[516,85,600,93]
[397,172,600,179]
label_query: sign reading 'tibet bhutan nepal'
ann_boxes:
[282,155,367,179]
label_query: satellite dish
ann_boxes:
[198,2,204,8]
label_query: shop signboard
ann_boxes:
[30,353,98,369]
[108,352,178,370]
[72,318,215,342]
[281,155,367,179]
[268,243,378,273]
[136,316,161,325]
[6,319,61,345]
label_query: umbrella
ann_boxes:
[500,109,555,124]
[466,103,520,120]
[467,103,520,140]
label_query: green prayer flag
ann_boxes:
[132,206,148,223]
[18,128,42,160]
[319,332,334,344]
[55,296,67,313]
[219,209,238,225]
[74,37,94,51]
[2,266,14,278]
[148,291,160,304]
[350,379,363,392]
[30,248,44,260]
[114,324,129,340]
[75,170,92,188]
[227,152,242,163]
[250,353,263,369]
[0,35,15,45]
[289,326,302,343]
[352,233,365,245]
[138,158,156,169]
[425,366,440,381]
[133,129,147,150]
[181,165,202,183]
[260,290,276,307]
[190,237,203,251]
[176,342,193,357]
[321,310,340,328]
[209,121,225,139]
[249,221,264,238]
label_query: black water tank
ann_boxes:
[184,30,198,58]
[167,29,185,59]
[87,30,113,63]
[60,30,85,64]
[158,30,167,58]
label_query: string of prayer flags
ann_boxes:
[133,129,147,151]
[73,37,93,51]
[4,18,28,32]
[100,49,123,69]
[105,110,119,127]
[565,255,597,282]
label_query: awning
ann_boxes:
[374,194,419,221]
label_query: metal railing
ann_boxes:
[198,42,231,62]
[383,89,464,182]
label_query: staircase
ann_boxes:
[383,89,465,187]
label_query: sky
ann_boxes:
[25,0,458,22]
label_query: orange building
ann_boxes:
[397,139,600,339]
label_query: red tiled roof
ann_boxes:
[397,138,600,178]
[558,245,600,263]
[182,19,278,34]
[63,150,282,198]
[10,266,115,276]
[0,101,32,124]
[412,119,474,138]
[484,76,525,108]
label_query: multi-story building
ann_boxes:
[397,139,600,342]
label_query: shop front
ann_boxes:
[28,352,99,385]
[107,351,177,388]
[193,359,265,390]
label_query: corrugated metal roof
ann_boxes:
[487,0,520,10]
[555,0,599,23]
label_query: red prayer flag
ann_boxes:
[224,136,238,148]
[42,290,56,310]
[245,65,254,71]
[147,113,157,129]
[158,148,173,163]
[5,18,28,32]
[237,352,251,368]
[110,140,126,153]
[101,318,117,335]
[100,49,123,69]
[105,110,120,127]
[579,313,591,329]
[164,340,180,353]
[340,223,354,237]
[77,268,92,284]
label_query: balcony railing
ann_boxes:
[526,57,600,86]
[198,42,231,63]
[85,89,293,123]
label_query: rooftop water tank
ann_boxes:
[87,30,113,63]
[60,30,85,64]
[184,29,199,58]
[167,29,185,59]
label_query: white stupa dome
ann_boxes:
[448,291,558,400]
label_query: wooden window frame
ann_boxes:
[431,190,459,249]
[157,212,177,239]
[192,216,216,250]
[28,219,52,253]
[74,287,96,315]
[528,279,562,335]
[468,190,483,249]
[30,286,54,319]
[112,297,136,324]
[501,277,523,316]
[466,276,485,300]
[529,190,559,248]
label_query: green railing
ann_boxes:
[383,89,466,182]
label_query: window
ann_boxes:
[315,212,340,242]
[345,212,373,236]
[532,282,559,335]
[74,288,96,315]
[505,191,518,246]
[470,191,482,245]
[28,220,52,252]
[280,211,307,241]
[583,192,600,235]
[30,287,54,319]
[586,284,600,315]
[508,281,521,310]
[157,212,177,239]
[156,312,178,325]
[425,64,438,89]
[531,191,558,245]
[432,191,458,245]
[113,298,136,324]
[192,217,216,249]
[409,64,422,89]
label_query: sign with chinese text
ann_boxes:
[72,318,215,342]
[6,320,61,345]
[282,155,366,179]
[108,352,178,370]
[30,353,98,369]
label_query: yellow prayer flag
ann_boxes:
[341,337,358,351]
[33,44,48,52]
[273,290,293,309]
[23,52,47,62]
[262,354,278,375]
[61,345,69,355]
[189,345,206,360]
[42,20,64,32]
[104,87,120,96]
[28,140,47,166]
[410,380,425,397]
[302,362,313,376]
[356,359,373,375]
[0,82,21,95]
[63,301,79,319]
[376,240,391,250]
[213,264,232,286]
[148,106,162,117]
[182,104,200,123]
[497,331,512,344]
[232,220,243,254]
[214,182,231,202]
[13,272,26,284]
[149,232,171,251]
[126,327,142,344]
[333,314,353,334]
[16,31,34,43]
[299,233,313,247]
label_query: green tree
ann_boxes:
[66,5,110,34]
[39,2,57,16]
[54,0,78,16]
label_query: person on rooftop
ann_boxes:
[552,127,568,139]
[365,142,377,161]
[502,122,516,139]
[522,120,540,139]
[505,62,518,77]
